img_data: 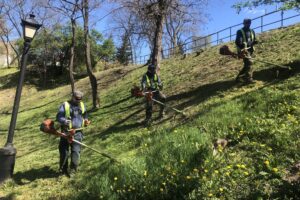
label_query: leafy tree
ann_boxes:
[116,31,132,65]
[233,0,300,13]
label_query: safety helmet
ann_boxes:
[148,64,156,70]
[243,18,251,24]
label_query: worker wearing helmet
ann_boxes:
[235,18,258,84]
[141,64,166,126]
[56,90,89,177]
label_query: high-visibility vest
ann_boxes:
[146,74,158,89]
[238,29,255,51]
[64,101,85,129]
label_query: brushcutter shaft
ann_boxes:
[59,131,119,163]
[151,98,184,114]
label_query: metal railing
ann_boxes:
[134,8,300,65]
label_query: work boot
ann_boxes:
[144,118,152,127]
[158,111,165,119]
[245,78,255,84]
[59,168,70,177]
[235,77,243,83]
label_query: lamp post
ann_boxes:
[0,13,41,184]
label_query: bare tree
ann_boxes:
[81,0,101,108]
[1,0,55,68]
[117,0,207,69]
[48,0,82,93]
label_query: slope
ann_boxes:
[0,24,300,199]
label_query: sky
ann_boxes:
[94,0,300,61]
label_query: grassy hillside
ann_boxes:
[0,24,300,199]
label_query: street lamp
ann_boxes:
[0,13,41,184]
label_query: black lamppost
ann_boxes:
[0,13,41,184]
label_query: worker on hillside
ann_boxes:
[56,90,90,177]
[141,64,166,126]
[235,18,258,84]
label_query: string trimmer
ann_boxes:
[40,119,119,163]
[131,86,186,115]
[219,45,291,70]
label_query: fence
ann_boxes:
[134,8,300,65]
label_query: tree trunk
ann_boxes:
[151,1,166,70]
[0,36,10,68]
[82,0,100,108]
[68,18,76,93]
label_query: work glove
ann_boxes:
[158,83,163,90]
[64,119,71,127]
[238,48,249,59]
[67,129,75,143]
[84,119,91,127]
[145,91,153,101]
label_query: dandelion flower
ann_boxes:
[160,188,164,192]
[162,182,166,186]
[193,168,199,172]
[186,176,191,180]
[244,171,249,176]
[219,188,224,192]
[214,170,219,174]
[144,170,147,176]
[204,169,208,173]
[226,165,232,169]
[208,193,213,197]
[114,177,118,181]
[264,160,270,166]
[240,164,246,169]
[225,172,230,176]
[272,168,278,173]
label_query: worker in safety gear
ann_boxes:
[56,90,89,176]
[235,18,258,84]
[141,64,166,126]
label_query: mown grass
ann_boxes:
[0,24,300,199]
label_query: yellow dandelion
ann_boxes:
[204,169,208,173]
[244,171,249,176]
[214,170,219,174]
[162,182,166,186]
[267,147,272,151]
[260,144,266,147]
[174,130,178,133]
[144,170,147,176]
[272,168,278,173]
[160,188,164,192]
[114,177,118,181]
[128,189,131,192]
[181,160,185,163]
[193,168,199,172]
[144,143,148,147]
[236,164,241,168]
[186,176,192,180]
[225,172,230,176]
[226,165,232,169]
[219,188,224,192]
[172,172,176,176]
[240,164,246,169]
[264,160,270,166]
[208,193,213,197]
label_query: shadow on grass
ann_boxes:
[0,193,16,200]
[0,67,87,91]
[97,108,144,139]
[13,166,59,185]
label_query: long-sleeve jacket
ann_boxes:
[141,72,163,91]
[56,101,88,130]
[235,27,257,53]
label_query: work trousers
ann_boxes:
[59,131,83,172]
[236,54,254,81]
[146,91,166,120]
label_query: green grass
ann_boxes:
[0,24,300,199]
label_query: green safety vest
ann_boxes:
[238,29,255,51]
[146,74,158,89]
[64,101,85,129]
